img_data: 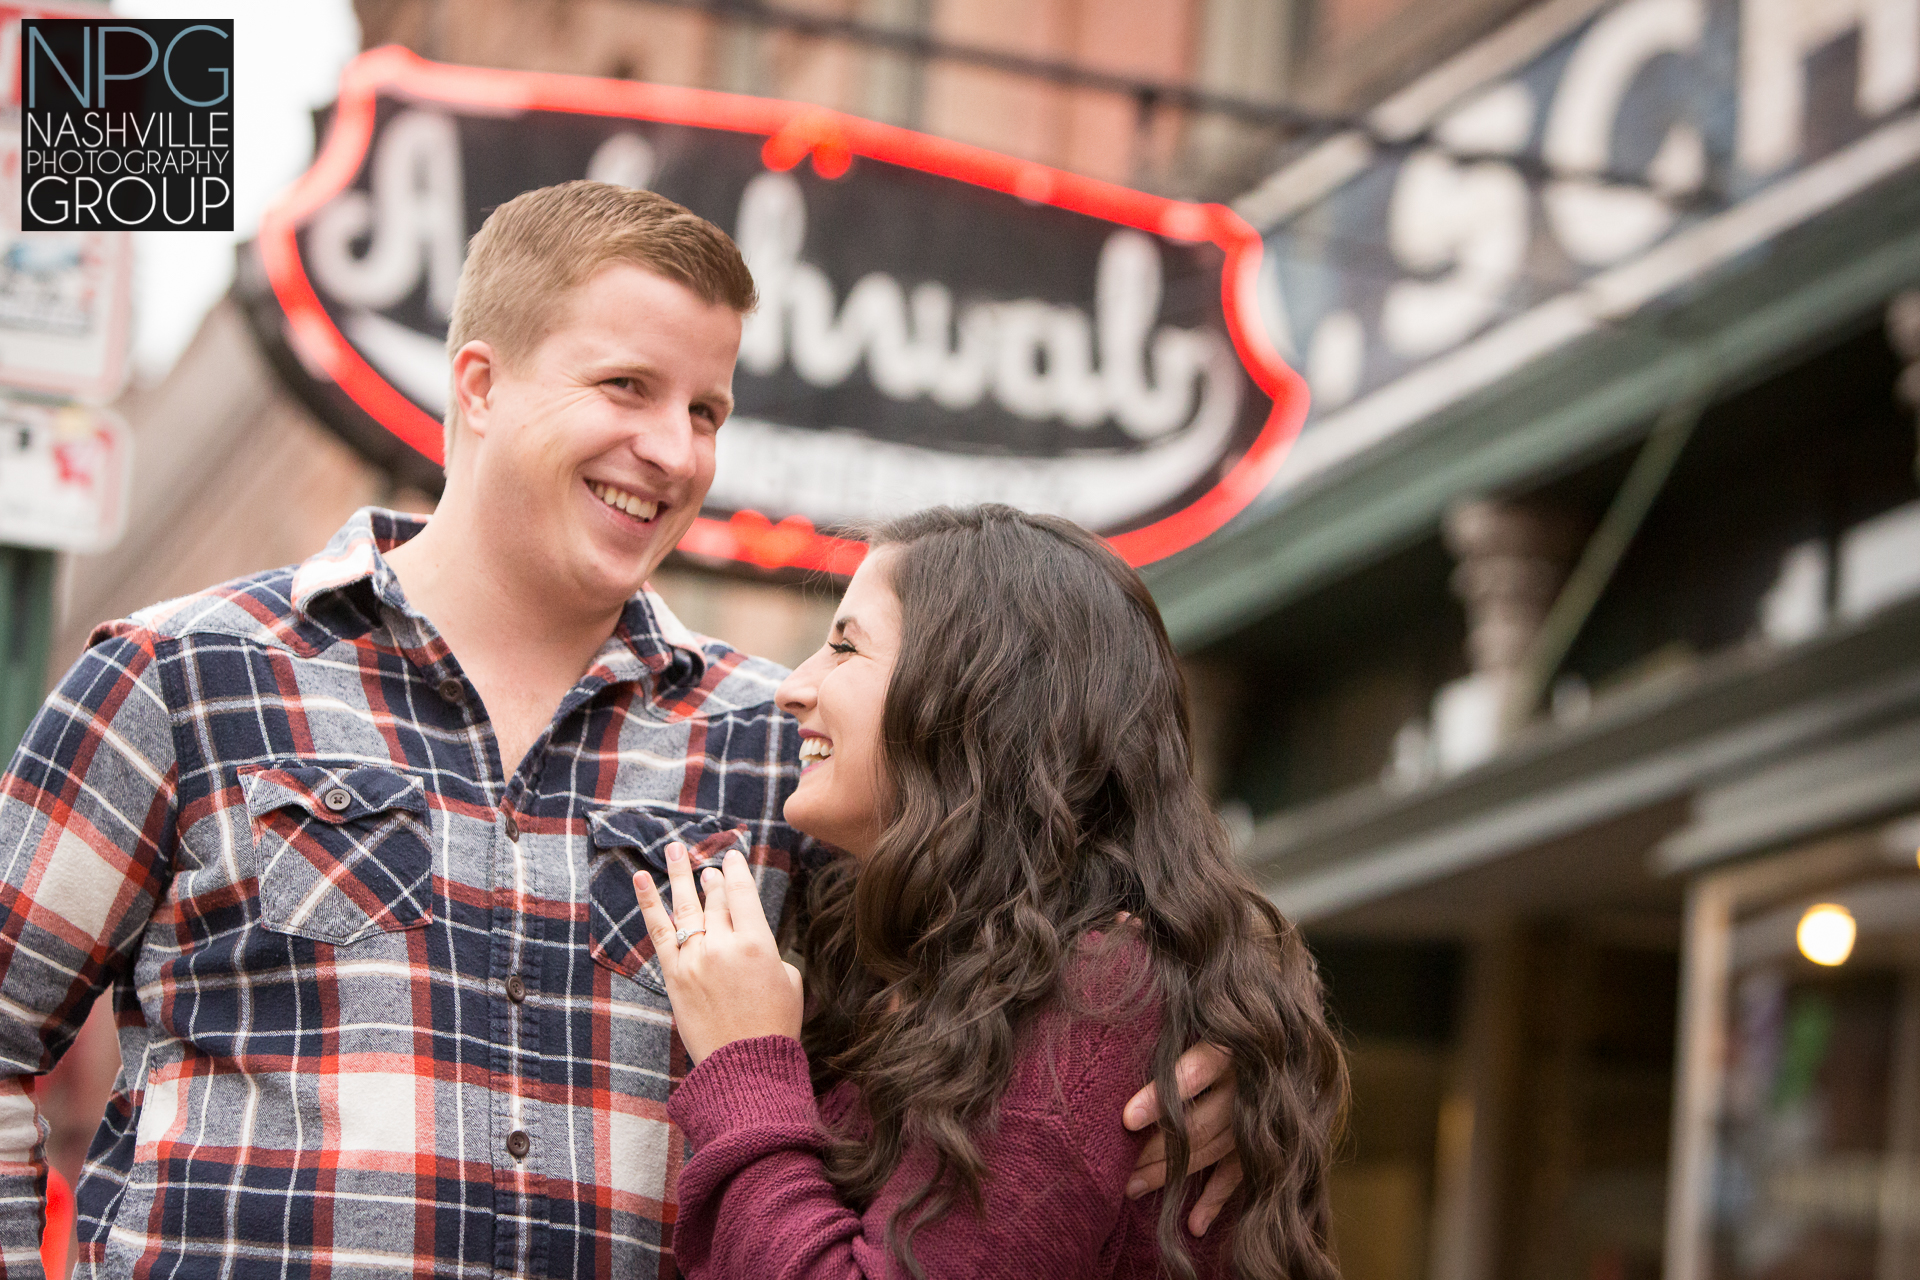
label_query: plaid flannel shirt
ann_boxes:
[0,508,812,1280]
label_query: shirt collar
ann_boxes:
[289,506,416,618]
[291,507,709,683]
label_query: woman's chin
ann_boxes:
[781,808,870,861]
[781,795,828,845]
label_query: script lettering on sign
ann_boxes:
[241,49,1304,572]
[1240,0,1920,492]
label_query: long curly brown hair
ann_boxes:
[799,504,1346,1280]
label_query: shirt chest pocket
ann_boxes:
[240,763,435,946]
[586,806,752,995]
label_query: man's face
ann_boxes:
[463,263,742,613]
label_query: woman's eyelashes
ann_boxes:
[828,640,858,656]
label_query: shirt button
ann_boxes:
[504,975,526,1004]
[506,1130,531,1160]
[322,788,352,812]
[437,677,466,704]
[503,812,520,841]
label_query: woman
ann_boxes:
[635,505,1346,1279]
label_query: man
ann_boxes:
[0,183,1235,1279]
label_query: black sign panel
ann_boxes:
[241,47,1305,570]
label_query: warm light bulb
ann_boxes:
[1797,904,1856,967]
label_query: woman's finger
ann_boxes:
[721,849,773,937]
[633,871,680,980]
[701,866,731,935]
[663,841,703,934]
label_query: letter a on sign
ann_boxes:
[244,48,1309,571]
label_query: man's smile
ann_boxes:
[588,479,661,523]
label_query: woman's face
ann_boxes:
[775,548,902,859]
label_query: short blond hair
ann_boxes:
[442,181,758,460]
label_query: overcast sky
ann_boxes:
[109,0,361,379]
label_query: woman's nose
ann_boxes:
[776,652,823,716]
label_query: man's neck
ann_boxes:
[383,508,629,777]
[385,511,624,680]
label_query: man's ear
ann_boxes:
[451,340,499,437]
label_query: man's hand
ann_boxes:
[1122,1043,1242,1235]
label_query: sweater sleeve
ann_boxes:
[668,1027,1147,1280]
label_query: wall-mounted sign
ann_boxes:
[239,48,1305,573]
[1242,0,1920,497]
[0,396,131,552]
[0,139,132,402]
[0,5,135,403]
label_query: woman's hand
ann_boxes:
[635,842,803,1064]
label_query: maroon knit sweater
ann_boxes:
[668,947,1232,1279]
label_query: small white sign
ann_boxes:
[0,136,134,403]
[0,397,133,552]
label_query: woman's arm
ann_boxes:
[668,1035,1134,1280]
[640,848,1146,1279]
[667,1036,871,1279]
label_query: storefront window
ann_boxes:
[1669,836,1920,1280]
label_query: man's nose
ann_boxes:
[630,406,700,481]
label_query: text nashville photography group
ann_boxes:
[20,18,232,231]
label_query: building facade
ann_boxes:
[1158,2,1920,1278]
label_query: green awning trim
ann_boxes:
[1251,594,1920,921]
[1149,167,1920,652]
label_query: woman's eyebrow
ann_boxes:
[833,616,866,641]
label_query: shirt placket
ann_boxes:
[489,795,544,1278]
[484,672,617,1279]
[375,577,673,1277]
[393,611,551,1279]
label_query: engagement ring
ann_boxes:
[674,927,706,947]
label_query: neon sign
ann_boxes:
[244,47,1306,572]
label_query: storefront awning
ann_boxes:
[1252,594,1920,922]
